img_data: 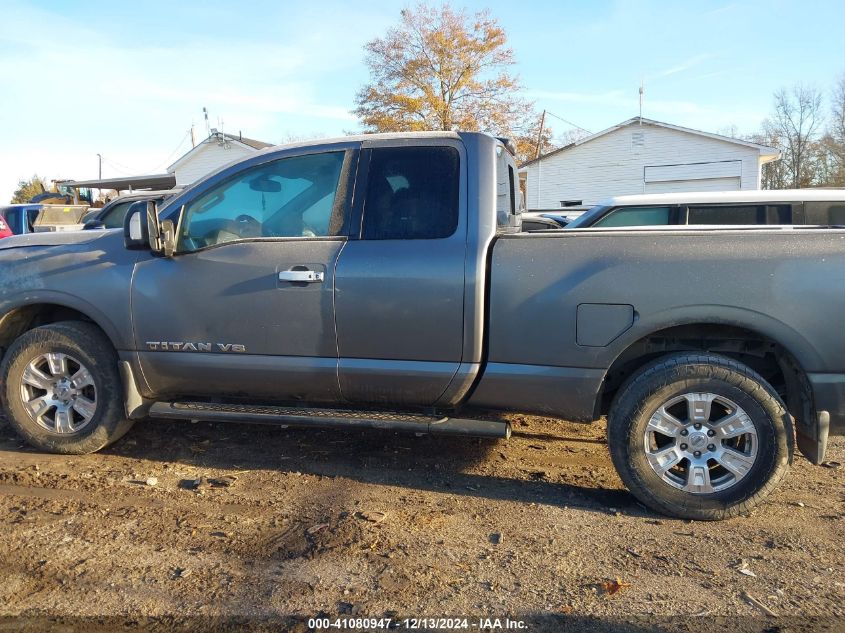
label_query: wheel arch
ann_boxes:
[0,295,122,359]
[596,315,816,449]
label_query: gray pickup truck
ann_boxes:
[0,132,842,520]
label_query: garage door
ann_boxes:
[645,176,741,193]
[644,161,742,194]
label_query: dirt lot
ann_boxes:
[0,410,844,632]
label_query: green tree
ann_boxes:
[10,175,48,204]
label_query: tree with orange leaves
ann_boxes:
[354,4,541,162]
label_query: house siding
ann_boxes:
[522,122,764,210]
[171,141,257,186]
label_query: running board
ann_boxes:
[149,401,511,439]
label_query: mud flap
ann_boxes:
[796,410,830,465]
[119,361,151,419]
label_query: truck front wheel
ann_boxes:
[1,321,134,454]
[607,353,793,520]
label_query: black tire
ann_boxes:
[608,353,793,520]
[0,321,134,454]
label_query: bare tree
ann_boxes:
[512,114,553,165]
[280,132,327,144]
[716,124,741,139]
[825,73,845,185]
[831,74,845,151]
[750,121,788,190]
[554,127,590,147]
[770,84,824,187]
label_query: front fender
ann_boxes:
[0,232,139,351]
[0,290,126,350]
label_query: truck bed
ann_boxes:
[469,227,845,425]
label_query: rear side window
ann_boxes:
[804,201,845,225]
[686,205,791,225]
[688,205,756,224]
[593,206,671,227]
[829,206,845,224]
[361,146,459,240]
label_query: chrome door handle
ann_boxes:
[278,269,324,283]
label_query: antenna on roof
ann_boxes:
[203,107,210,138]
[638,81,644,124]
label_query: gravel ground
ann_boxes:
[0,411,844,632]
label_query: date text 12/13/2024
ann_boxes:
[307,617,527,630]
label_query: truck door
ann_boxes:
[335,140,468,406]
[130,148,357,404]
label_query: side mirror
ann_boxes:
[146,200,162,251]
[123,200,177,257]
[83,219,105,231]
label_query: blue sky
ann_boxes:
[0,0,843,202]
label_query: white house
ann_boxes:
[167,130,273,187]
[519,117,780,211]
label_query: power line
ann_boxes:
[99,157,137,176]
[148,129,192,173]
[97,130,190,179]
[544,111,592,134]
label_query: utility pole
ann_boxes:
[534,109,546,160]
[96,153,102,178]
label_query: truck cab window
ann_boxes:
[361,146,459,240]
[593,206,671,227]
[829,206,845,224]
[687,205,759,224]
[805,202,845,225]
[178,151,346,252]
[103,201,135,229]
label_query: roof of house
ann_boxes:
[168,131,274,172]
[519,117,780,168]
[220,132,273,150]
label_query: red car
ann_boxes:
[0,214,12,239]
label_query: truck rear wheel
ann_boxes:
[607,353,793,520]
[1,321,134,454]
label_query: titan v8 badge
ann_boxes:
[146,342,246,352]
